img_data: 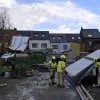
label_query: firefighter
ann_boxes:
[93,58,100,86]
[57,55,66,87]
[48,56,57,85]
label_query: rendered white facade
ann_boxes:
[29,40,51,50]
[51,43,70,54]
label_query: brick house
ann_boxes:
[80,27,100,53]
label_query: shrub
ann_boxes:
[11,53,46,76]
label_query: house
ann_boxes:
[49,34,70,54]
[66,34,83,59]
[80,27,100,53]
[29,31,51,51]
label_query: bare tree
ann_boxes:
[0,7,12,29]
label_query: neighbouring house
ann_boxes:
[49,34,70,54]
[80,27,100,53]
[29,31,51,52]
[66,34,83,60]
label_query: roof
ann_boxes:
[17,30,31,36]
[31,31,49,40]
[80,28,100,38]
[66,34,83,43]
[49,34,68,43]
[17,30,49,40]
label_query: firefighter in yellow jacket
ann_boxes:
[57,55,66,87]
[48,56,57,85]
[94,58,100,86]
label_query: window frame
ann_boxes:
[52,45,58,49]
[41,43,47,48]
[63,45,67,50]
[32,43,38,48]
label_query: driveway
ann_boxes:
[0,72,81,100]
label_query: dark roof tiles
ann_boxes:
[49,34,68,43]
[80,28,100,38]
[66,34,83,43]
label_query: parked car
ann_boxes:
[66,60,76,67]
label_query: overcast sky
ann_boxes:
[0,0,100,33]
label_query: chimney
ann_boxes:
[14,28,17,31]
[81,27,83,30]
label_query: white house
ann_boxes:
[49,34,70,54]
[29,31,51,50]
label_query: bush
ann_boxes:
[11,53,46,76]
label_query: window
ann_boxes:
[32,43,38,48]
[52,45,58,49]
[42,34,45,37]
[53,37,55,39]
[58,37,61,39]
[88,35,92,37]
[63,45,67,50]
[78,37,80,39]
[41,43,47,48]
[72,37,74,39]
[89,41,92,46]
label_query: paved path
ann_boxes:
[0,72,81,100]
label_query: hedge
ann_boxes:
[10,53,46,76]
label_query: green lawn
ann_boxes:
[0,66,10,72]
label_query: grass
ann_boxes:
[0,66,10,72]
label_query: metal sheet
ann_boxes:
[11,36,16,46]
[16,44,28,51]
[9,45,18,50]
[21,37,29,44]
[86,49,100,59]
[1,53,15,58]
[9,36,29,51]
[14,36,22,46]
[65,58,94,76]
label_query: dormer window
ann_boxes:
[58,37,61,39]
[78,37,80,39]
[72,37,74,39]
[42,34,45,37]
[35,34,38,36]
[53,37,55,39]
[88,35,92,37]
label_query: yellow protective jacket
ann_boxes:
[48,60,57,69]
[57,61,66,72]
[95,62,100,70]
